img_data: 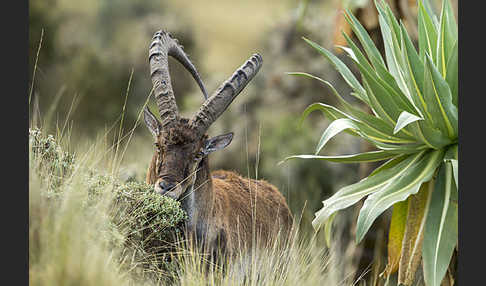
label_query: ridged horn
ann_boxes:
[190,53,262,136]
[149,30,208,126]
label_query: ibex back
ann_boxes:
[143,31,293,256]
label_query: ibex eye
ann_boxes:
[194,151,204,161]
[154,143,161,153]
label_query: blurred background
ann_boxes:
[29,0,456,280]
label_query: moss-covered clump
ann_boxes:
[82,169,187,244]
[114,181,186,240]
[111,181,187,279]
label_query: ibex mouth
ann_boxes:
[154,179,186,200]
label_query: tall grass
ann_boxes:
[29,120,371,285]
[171,228,358,286]
[29,130,128,286]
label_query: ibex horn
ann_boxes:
[191,53,262,136]
[149,30,208,126]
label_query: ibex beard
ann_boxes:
[143,30,293,257]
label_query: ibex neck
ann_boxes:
[180,157,213,234]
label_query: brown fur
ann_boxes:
[210,170,293,251]
[145,118,293,256]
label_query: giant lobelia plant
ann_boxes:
[283,0,458,285]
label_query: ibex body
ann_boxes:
[143,31,292,256]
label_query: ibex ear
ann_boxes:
[202,132,233,156]
[143,106,161,138]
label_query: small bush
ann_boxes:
[29,128,75,192]
[29,128,187,284]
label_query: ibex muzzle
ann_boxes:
[143,30,292,255]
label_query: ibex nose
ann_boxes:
[159,181,175,194]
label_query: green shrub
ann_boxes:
[29,128,187,283]
[83,170,187,246]
[284,1,458,285]
[29,128,75,192]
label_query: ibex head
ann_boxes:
[144,30,262,199]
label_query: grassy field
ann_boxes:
[28,121,367,285]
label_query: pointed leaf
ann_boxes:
[290,72,366,123]
[400,24,432,121]
[357,60,419,129]
[423,161,458,286]
[312,151,425,230]
[300,101,418,145]
[374,18,421,117]
[424,56,458,139]
[344,8,386,69]
[303,37,368,104]
[283,150,399,164]
[341,27,403,97]
[445,41,458,107]
[341,13,419,120]
[418,0,439,61]
[376,4,412,101]
[356,149,444,243]
[324,213,336,247]
[315,118,359,154]
[394,111,424,134]
[335,45,357,62]
[341,31,419,125]
[382,1,403,41]
[422,0,440,23]
[290,71,418,142]
[365,137,428,153]
[288,72,358,113]
[300,102,354,124]
[443,0,458,38]
[368,155,408,177]
[437,0,458,77]
[450,159,458,188]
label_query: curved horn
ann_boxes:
[190,53,262,136]
[149,30,208,126]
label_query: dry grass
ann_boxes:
[28,124,365,285]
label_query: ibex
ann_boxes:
[143,30,293,256]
